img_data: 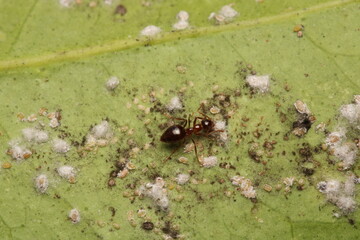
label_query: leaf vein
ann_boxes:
[0,0,356,72]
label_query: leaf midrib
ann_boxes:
[0,0,355,72]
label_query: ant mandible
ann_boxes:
[160,104,221,162]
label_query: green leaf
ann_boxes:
[0,0,359,239]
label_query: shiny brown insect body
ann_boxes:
[160,104,219,161]
[160,119,214,142]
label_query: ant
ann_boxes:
[160,104,221,162]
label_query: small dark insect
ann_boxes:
[142,221,154,231]
[108,178,116,187]
[55,110,62,121]
[160,104,222,161]
[114,4,127,16]
[348,218,355,226]
[108,206,116,217]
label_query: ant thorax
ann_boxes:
[193,124,202,134]
[201,119,214,132]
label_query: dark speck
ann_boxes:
[161,221,178,238]
[142,221,154,231]
[114,5,127,16]
[302,167,314,176]
[348,219,355,225]
[108,207,116,217]
[108,178,116,187]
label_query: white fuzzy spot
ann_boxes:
[214,121,226,131]
[283,177,295,187]
[139,177,169,211]
[140,25,161,37]
[325,130,346,147]
[315,122,326,132]
[104,0,113,5]
[59,0,74,8]
[340,104,360,124]
[317,176,357,215]
[35,174,49,194]
[333,143,358,169]
[214,121,228,142]
[176,174,190,185]
[57,166,76,180]
[91,121,112,139]
[49,117,60,128]
[209,4,238,24]
[69,209,81,224]
[173,21,190,30]
[344,176,356,196]
[52,139,70,153]
[85,134,97,148]
[231,176,256,199]
[8,143,32,160]
[27,114,37,122]
[337,197,356,213]
[200,156,217,168]
[208,12,216,20]
[176,11,189,21]
[219,5,238,19]
[326,180,342,194]
[22,128,49,143]
[167,96,183,111]
[173,11,190,30]
[245,75,270,93]
[105,76,120,91]
[219,131,228,142]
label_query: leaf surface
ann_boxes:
[0,0,359,239]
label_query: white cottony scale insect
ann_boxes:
[69,209,81,223]
[200,156,218,168]
[246,75,270,93]
[166,96,183,111]
[176,173,190,185]
[105,76,120,91]
[22,128,49,143]
[231,175,256,199]
[209,4,238,24]
[35,174,49,194]
[173,11,190,30]
[139,177,169,211]
[52,139,70,153]
[317,176,357,215]
[140,25,161,37]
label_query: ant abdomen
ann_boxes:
[160,125,186,142]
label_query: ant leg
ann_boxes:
[191,138,200,163]
[207,129,224,135]
[197,103,211,119]
[187,114,193,128]
[194,130,224,142]
[192,116,206,127]
[164,142,184,162]
[163,113,187,127]
[202,129,225,138]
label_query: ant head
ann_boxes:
[201,119,213,131]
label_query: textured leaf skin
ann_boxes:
[0,1,359,240]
